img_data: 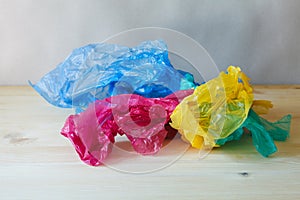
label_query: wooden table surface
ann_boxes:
[1,85,299,199]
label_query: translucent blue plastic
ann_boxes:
[216,109,291,157]
[30,40,197,111]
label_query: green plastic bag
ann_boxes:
[216,109,291,157]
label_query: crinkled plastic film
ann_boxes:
[170,66,253,149]
[30,40,197,112]
[61,89,193,166]
[216,109,291,157]
[30,36,292,164]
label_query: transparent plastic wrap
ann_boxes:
[61,89,193,166]
[30,40,197,112]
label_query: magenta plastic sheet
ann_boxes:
[61,89,193,166]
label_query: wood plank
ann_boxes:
[0,85,299,200]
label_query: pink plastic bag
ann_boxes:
[61,89,193,166]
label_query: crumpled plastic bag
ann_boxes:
[216,109,291,157]
[61,89,193,166]
[170,66,253,149]
[30,40,197,112]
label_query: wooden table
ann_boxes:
[1,85,299,199]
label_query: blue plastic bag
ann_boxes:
[30,40,197,111]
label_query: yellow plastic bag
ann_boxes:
[170,66,253,149]
[252,100,273,115]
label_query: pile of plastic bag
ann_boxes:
[31,40,291,166]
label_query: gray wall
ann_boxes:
[1,0,299,85]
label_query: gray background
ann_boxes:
[0,0,299,85]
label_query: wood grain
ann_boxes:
[0,86,299,200]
